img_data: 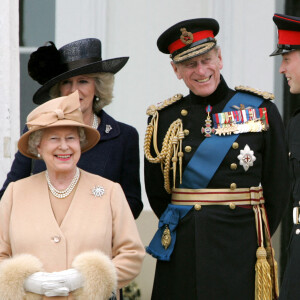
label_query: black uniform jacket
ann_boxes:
[279,109,300,300]
[144,76,290,300]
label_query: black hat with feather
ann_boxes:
[28,38,128,104]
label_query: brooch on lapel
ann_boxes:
[91,186,105,197]
[105,125,112,133]
[237,144,256,171]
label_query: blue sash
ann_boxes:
[146,92,264,261]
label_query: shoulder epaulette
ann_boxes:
[235,85,275,100]
[146,94,183,116]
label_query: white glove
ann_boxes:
[50,268,84,291]
[24,269,83,296]
[43,285,69,297]
[24,271,69,296]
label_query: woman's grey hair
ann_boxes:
[28,127,87,158]
[49,73,115,113]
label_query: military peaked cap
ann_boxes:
[271,13,300,56]
[157,18,219,63]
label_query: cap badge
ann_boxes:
[91,185,105,197]
[180,28,194,45]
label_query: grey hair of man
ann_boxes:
[49,72,115,113]
[27,127,87,158]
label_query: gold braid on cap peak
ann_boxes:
[235,85,275,100]
[144,94,184,194]
[173,42,216,63]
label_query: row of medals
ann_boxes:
[202,110,269,138]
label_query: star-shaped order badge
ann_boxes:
[237,144,256,171]
[91,185,105,197]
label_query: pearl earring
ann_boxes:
[37,153,41,158]
[95,96,100,102]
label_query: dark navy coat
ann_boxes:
[279,110,300,300]
[144,77,289,299]
[0,110,143,219]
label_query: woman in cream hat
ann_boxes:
[0,91,145,300]
[0,38,143,219]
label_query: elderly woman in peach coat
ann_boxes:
[0,91,145,300]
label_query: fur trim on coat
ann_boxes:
[0,254,43,300]
[72,250,117,300]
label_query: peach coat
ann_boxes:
[0,169,145,299]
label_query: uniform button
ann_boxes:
[296,229,300,235]
[230,183,237,190]
[185,146,192,153]
[194,204,202,210]
[230,163,237,170]
[232,142,239,149]
[184,129,190,136]
[52,235,61,243]
[229,203,236,209]
[181,109,188,116]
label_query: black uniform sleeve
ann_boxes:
[120,127,143,219]
[144,114,172,219]
[261,102,290,235]
[144,157,171,219]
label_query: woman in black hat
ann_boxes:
[0,38,143,219]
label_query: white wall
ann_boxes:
[56,1,276,211]
[0,0,20,181]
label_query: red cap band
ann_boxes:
[168,30,214,54]
[278,29,300,45]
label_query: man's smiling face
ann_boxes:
[279,50,300,94]
[171,47,223,97]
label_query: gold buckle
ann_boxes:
[293,207,300,224]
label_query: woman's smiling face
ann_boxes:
[37,126,81,175]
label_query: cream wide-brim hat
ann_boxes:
[18,90,100,159]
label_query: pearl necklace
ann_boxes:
[46,167,80,198]
[92,113,98,129]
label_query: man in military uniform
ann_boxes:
[271,13,300,300]
[144,18,289,300]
